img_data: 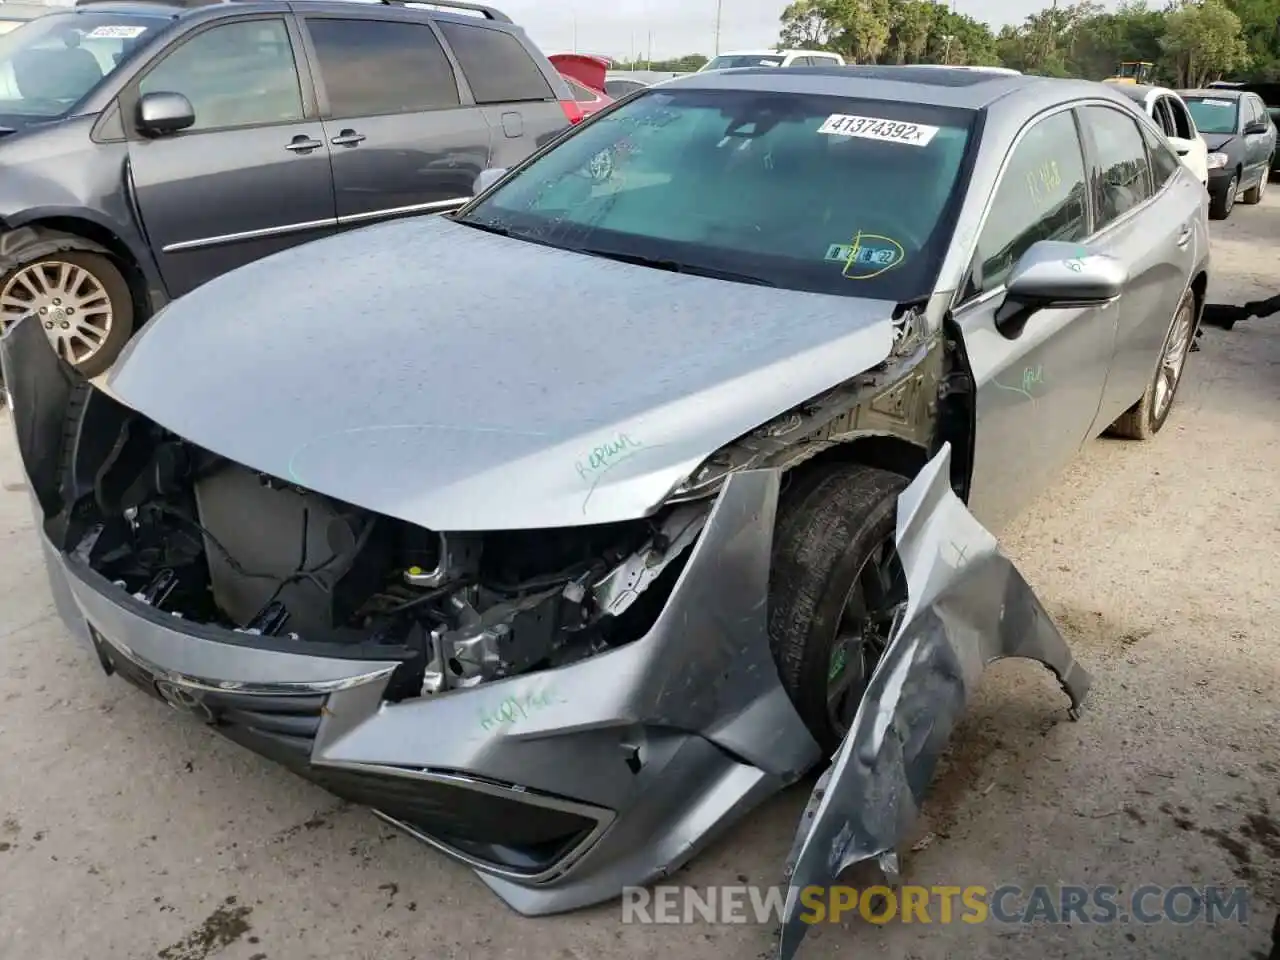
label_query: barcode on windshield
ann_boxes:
[817,114,939,146]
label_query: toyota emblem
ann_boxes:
[154,679,215,723]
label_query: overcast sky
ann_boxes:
[494,0,1065,61]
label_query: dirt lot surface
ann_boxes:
[2,194,1279,960]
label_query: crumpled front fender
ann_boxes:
[778,443,1093,960]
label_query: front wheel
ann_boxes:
[1209,174,1237,219]
[1108,290,1197,441]
[0,250,133,378]
[768,464,908,754]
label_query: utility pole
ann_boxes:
[714,0,722,55]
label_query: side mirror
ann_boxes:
[136,91,194,136]
[473,167,508,195]
[994,240,1128,340]
[1244,120,1270,136]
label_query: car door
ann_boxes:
[1245,95,1276,184]
[124,16,336,299]
[950,106,1114,533]
[298,12,490,228]
[1160,93,1208,184]
[1081,103,1200,435]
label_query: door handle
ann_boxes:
[285,135,323,153]
[330,129,366,146]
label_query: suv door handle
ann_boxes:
[285,135,323,153]
[330,129,366,146]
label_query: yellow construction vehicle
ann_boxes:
[1104,61,1154,85]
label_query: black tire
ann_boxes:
[1108,290,1197,440]
[1209,173,1238,220]
[1243,165,1270,204]
[768,464,908,755]
[0,248,134,379]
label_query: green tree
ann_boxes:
[1160,0,1251,87]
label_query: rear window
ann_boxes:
[460,87,977,301]
[704,54,783,70]
[435,20,551,104]
[566,76,597,102]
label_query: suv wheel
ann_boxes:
[0,250,133,378]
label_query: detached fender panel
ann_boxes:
[778,443,1092,960]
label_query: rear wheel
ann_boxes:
[1209,173,1238,220]
[1243,166,1269,204]
[768,465,908,754]
[0,250,133,378]
[1108,290,1197,440]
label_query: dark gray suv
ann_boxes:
[0,0,577,376]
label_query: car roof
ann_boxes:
[1180,88,1246,100]
[716,49,836,57]
[1113,83,1179,102]
[71,0,516,19]
[662,64,1113,112]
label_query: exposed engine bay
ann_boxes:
[69,409,708,700]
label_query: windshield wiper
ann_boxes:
[577,249,776,287]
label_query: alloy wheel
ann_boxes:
[0,260,113,367]
[1152,299,1196,423]
[826,536,907,737]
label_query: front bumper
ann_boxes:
[33,463,820,915]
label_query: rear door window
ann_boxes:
[305,18,460,118]
[1080,104,1153,228]
[1141,120,1181,191]
[436,21,552,104]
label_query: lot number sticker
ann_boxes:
[85,25,148,39]
[818,113,939,146]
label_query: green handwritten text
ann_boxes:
[479,689,564,732]
[575,432,642,482]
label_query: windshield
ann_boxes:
[458,88,977,301]
[0,11,165,120]
[1183,96,1239,135]
[703,55,784,70]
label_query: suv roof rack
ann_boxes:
[72,0,513,17]
[376,0,511,22]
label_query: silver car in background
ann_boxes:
[2,65,1207,958]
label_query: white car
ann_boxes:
[699,49,845,71]
[1115,84,1209,185]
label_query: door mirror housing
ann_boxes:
[473,167,508,195]
[994,240,1128,340]
[1244,120,1270,136]
[136,91,195,136]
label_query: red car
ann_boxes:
[548,53,614,119]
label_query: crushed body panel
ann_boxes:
[777,444,1092,960]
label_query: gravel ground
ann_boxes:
[2,193,1279,960]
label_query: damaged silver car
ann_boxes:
[2,65,1208,957]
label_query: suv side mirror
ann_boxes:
[136,91,195,136]
[473,167,508,195]
[994,240,1128,340]
[1244,119,1270,136]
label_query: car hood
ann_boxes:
[105,215,898,532]
[1202,132,1236,151]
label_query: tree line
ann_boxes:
[776,0,1273,88]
